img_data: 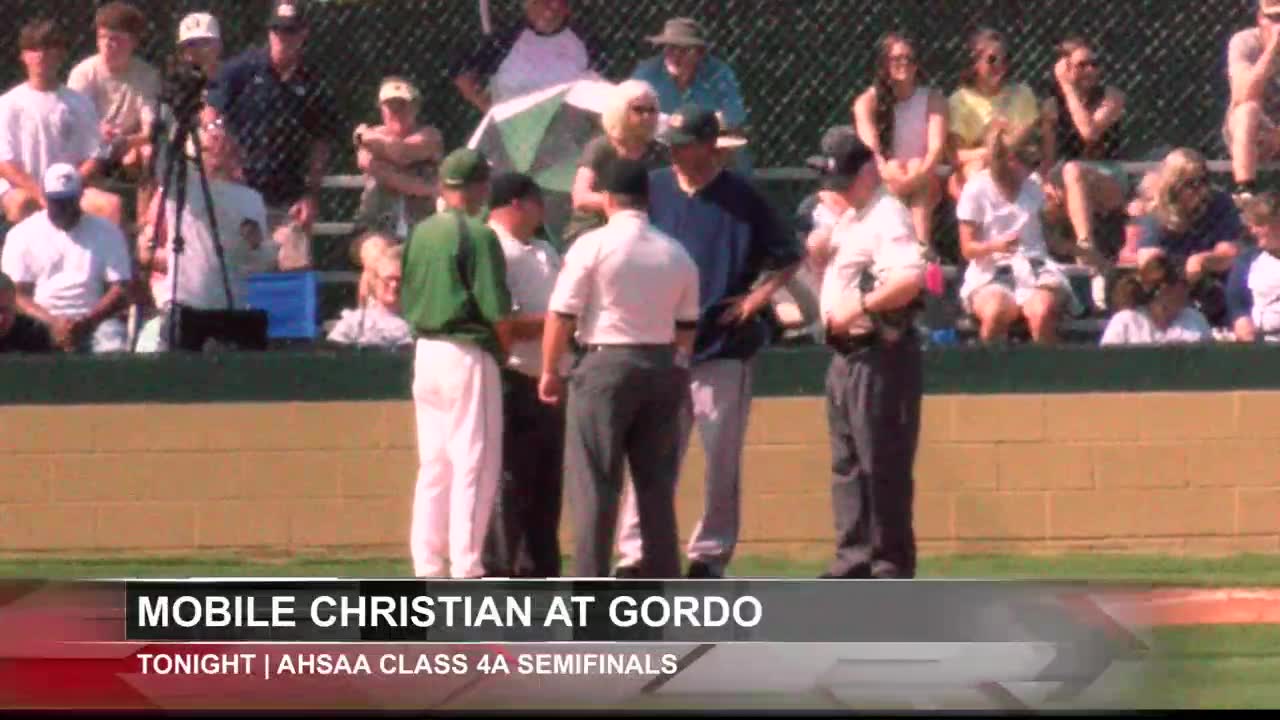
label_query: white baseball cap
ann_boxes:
[42,164,83,201]
[178,12,221,45]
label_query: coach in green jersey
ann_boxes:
[401,147,513,579]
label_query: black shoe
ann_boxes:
[613,566,641,579]
[686,562,722,579]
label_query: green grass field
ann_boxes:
[9,553,1277,710]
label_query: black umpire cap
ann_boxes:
[599,157,651,199]
[806,125,875,189]
[489,172,543,208]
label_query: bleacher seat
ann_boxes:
[246,271,320,341]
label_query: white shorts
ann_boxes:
[960,258,1072,315]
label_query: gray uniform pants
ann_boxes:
[566,346,690,578]
[824,335,923,579]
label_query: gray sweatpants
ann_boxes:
[565,346,690,578]
[615,358,754,574]
[824,337,923,579]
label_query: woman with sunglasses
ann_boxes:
[947,28,1053,200]
[1134,148,1244,325]
[1041,37,1128,268]
[852,33,947,257]
[1100,254,1210,346]
[564,79,668,245]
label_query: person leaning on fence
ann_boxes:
[1224,0,1280,205]
[956,129,1076,344]
[135,105,277,353]
[0,20,124,227]
[539,157,700,579]
[1100,254,1212,346]
[353,76,444,240]
[814,133,926,579]
[631,18,751,174]
[1227,191,1280,342]
[210,0,342,271]
[947,28,1054,200]
[1040,36,1129,269]
[612,104,802,579]
[67,1,161,225]
[452,0,599,113]
[1133,148,1244,327]
[852,32,947,258]
[400,148,513,579]
[564,80,668,246]
[0,164,132,354]
[482,172,567,578]
[326,243,411,349]
[0,272,53,354]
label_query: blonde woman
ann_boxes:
[563,79,669,244]
[1133,149,1243,287]
[327,242,411,348]
[956,130,1073,344]
[947,28,1054,199]
[852,33,947,254]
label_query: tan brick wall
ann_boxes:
[2,392,1279,559]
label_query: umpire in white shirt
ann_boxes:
[540,157,700,579]
[814,129,927,579]
[484,172,567,578]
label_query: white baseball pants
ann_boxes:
[410,339,503,579]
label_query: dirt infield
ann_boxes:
[1109,589,1280,627]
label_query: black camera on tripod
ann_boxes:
[159,56,208,126]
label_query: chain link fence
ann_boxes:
[0,0,1260,276]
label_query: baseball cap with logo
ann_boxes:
[42,163,83,201]
[806,126,875,189]
[267,0,308,32]
[178,12,220,45]
[378,77,420,106]
[658,103,720,146]
[440,148,492,188]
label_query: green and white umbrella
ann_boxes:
[467,79,617,245]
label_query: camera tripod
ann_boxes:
[132,106,236,352]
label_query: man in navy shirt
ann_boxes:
[613,104,802,578]
[209,0,341,270]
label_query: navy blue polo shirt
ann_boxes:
[1134,191,1244,268]
[647,168,802,363]
[208,48,342,207]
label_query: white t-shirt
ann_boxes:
[1100,307,1211,346]
[819,190,924,333]
[154,173,276,310]
[549,209,699,346]
[490,27,591,103]
[1,212,131,317]
[66,54,160,136]
[492,222,567,377]
[0,83,101,197]
[956,170,1059,303]
[326,300,412,348]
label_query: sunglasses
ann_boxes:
[1177,175,1209,192]
[1075,58,1100,70]
[888,53,916,65]
[985,52,1008,66]
[630,105,658,115]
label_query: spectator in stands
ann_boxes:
[1100,255,1211,345]
[1041,37,1128,268]
[564,80,667,245]
[1228,192,1280,342]
[948,28,1053,199]
[178,12,222,81]
[68,1,160,222]
[632,18,750,173]
[211,0,343,272]
[135,106,277,352]
[0,20,123,226]
[1224,0,1280,204]
[956,130,1074,344]
[351,231,395,306]
[852,33,947,256]
[0,272,53,354]
[353,77,444,240]
[326,242,411,348]
[452,0,597,113]
[1134,148,1243,325]
[0,164,131,353]
[484,172,565,578]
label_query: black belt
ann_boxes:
[826,333,879,355]
[583,343,674,352]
